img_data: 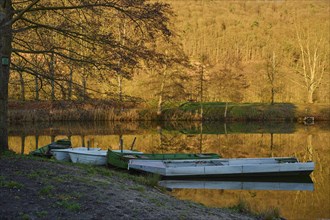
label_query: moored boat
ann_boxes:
[68,149,140,165]
[128,157,315,178]
[52,147,101,162]
[69,149,108,165]
[30,139,71,157]
[107,150,220,169]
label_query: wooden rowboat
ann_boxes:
[107,150,220,169]
[128,157,314,178]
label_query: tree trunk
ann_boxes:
[199,121,203,153]
[20,135,25,154]
[270,133,274,157]
[50,51,55,101]
[82,75,87,101]
[199,65,203,120]
[0,63,9,151]
[35,134,39,150]
[118,74,123,109]
[68,67,73,100]
[307,90,314,104]
[271,87,275,105]
[157,70,167,116]
[0,1,13,151]
[35,75,39,101]
[19,71,25,101]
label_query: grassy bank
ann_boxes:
[164,102,330,122]
[8,101,330,123]
[0,152,261,220]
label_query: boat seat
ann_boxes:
[195,154,212,158]
[276,158,298,163]
[123,155,138,159]
[210,160,224,166]
[136,155,150,159]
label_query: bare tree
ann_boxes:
[0,0,175,150]
[265,51,280,104]
[295,26,328,103]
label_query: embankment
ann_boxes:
[8,101,330,123]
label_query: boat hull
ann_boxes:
[69,150,107,166]
[52,147,101,162]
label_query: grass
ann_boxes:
[129,185,145,192]
[56,200,81,212]
[229,198,251,213]
[19,213,31,220]
[35,211,48,218]
[258,207,281,220]
[39,185,55,196]
[3,181,24,189]
[69,160,161,189]
[0,176,24,189]
[229,198,282,220]
[168,102,298,121]
[148,197,165,207]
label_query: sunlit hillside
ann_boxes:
[9,0,329,105]
[128,0,329,104]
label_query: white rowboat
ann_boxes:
[68,149,141,165]
[52,147,101,162]
[69,150,107,165]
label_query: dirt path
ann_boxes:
[0,156,257,220]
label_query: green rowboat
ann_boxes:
[30,139,72,157]
[107,150,220,169]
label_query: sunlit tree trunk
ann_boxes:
[296,27,327,104]
[199,64,204,120]
[117,21,126,109]
[157,68,167,116]
[0,0,13,151]
[266,51,279,105]
[199,121,203,153]
[118,74,123,103]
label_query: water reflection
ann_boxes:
[7,121,330,220]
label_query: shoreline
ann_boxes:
[0,153,261,220]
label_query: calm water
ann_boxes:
[8,121,330,220]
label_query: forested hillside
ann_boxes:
[8,0,329,106]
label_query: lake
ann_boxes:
[8,121,330,220]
